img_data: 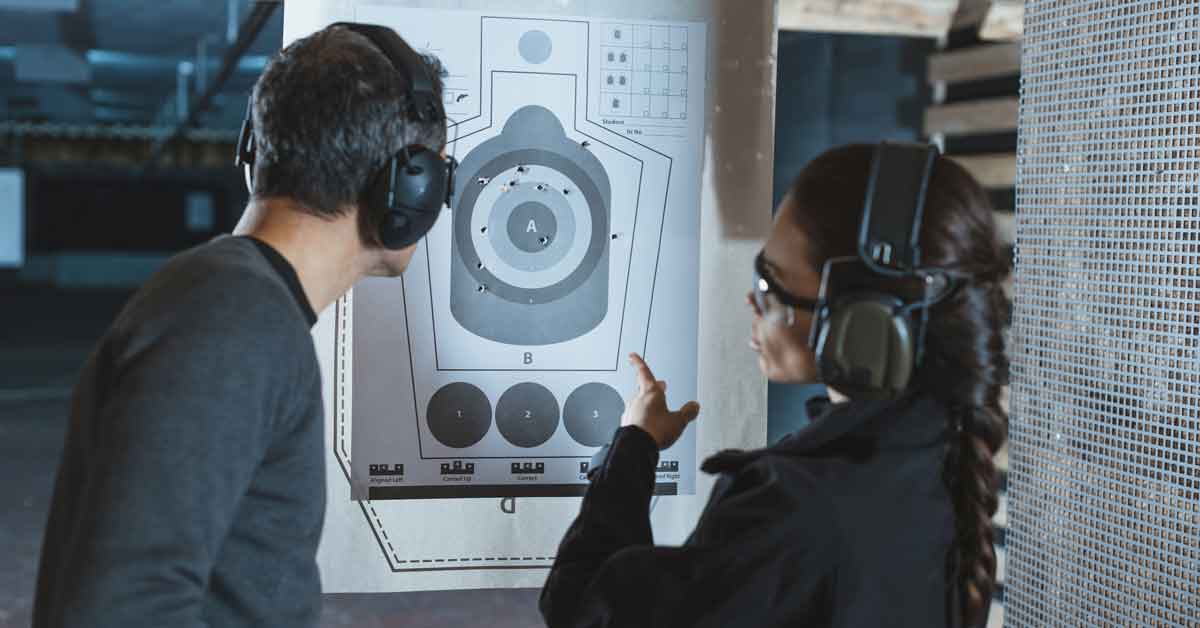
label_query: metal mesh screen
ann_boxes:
[1006,1,1200,625]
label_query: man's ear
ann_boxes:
[352,200,384,249]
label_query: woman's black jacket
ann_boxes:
[540,394,961,628]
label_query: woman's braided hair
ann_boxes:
[788,145,1010,627]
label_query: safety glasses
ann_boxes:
[752,252,821,324]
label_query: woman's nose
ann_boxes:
[746,292,762,318]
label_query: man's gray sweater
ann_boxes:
[33,236,326,628]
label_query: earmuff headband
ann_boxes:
[859,141,938,274]
[328,22,440,120]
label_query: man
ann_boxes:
[33,23,449,627]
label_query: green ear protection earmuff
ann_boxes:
[816,291,915,397]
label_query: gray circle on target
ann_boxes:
[507,202,558,253]
[485,180,577,273]
[519,30,553,64]
[496,382,560,448]
[563,383,625,447]
[427,383,492,448]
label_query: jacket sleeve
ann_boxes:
[540,427,836,628]
[43,286,295,628]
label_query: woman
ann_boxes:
[540,144,1009,627]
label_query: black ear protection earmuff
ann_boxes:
[809,141,959,400]
[234,22,457,250]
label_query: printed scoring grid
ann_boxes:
[599,23,688,121]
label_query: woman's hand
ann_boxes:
[621,353,700,449]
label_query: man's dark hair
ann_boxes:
[250,24,447,238]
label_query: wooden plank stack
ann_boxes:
[925,33,1020,296]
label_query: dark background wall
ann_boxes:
[767,31,930,443]
[25,165,245,253]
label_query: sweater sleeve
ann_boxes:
[540,429,837,628]
[44,279,297,628]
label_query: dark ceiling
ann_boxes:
[0,0,283,131]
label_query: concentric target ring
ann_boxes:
[454,148,609,306]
